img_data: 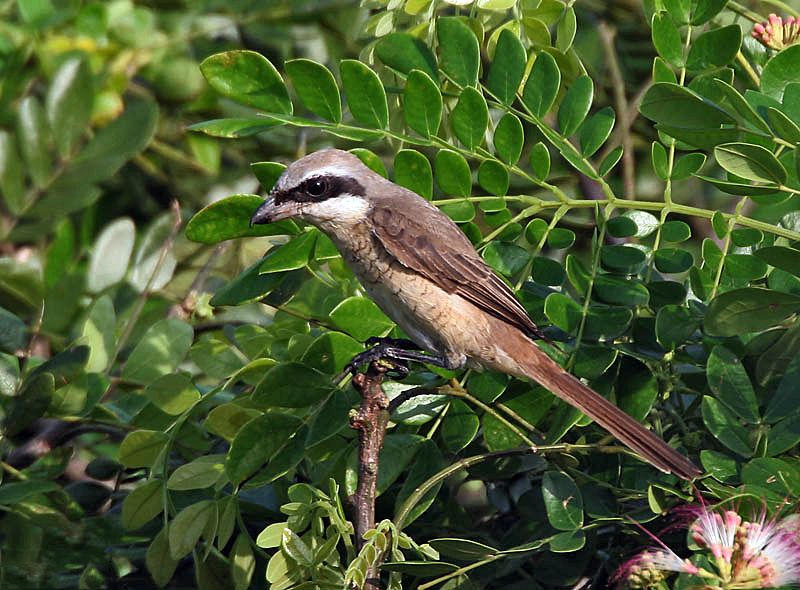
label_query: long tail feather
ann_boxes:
[500,330,700,480]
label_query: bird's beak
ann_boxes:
[249,195,298,226]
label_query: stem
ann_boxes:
[349,368,389,542]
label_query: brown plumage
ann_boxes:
[251,149,701,480]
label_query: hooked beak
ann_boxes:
[249,195,298,226]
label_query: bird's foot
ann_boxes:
[336,337,448,383]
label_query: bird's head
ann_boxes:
[250,149,374,228]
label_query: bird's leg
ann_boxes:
[339,337,452,381]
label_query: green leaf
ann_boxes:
[200,50,292,114]
[756,246,800,277]
[46,57,93,157]
[730,228,763,247]
[122,480,163,530]
[522,52,561,118]
[482,241,530,276]
[122,319,194,384]
[691,0,728,24]
[147,528,179,588]
[395,439,444,525]
[167,456,225,491]
[705,288,800,336]
[707,346,760,423]
[578,106,614,157]
[652,141,669,180]
[477,160,509,196]
[599,146,624,176]
[3,372,54,436]
[672,153,706,179]
[285,59,341,123]
[225,413,305,485]
[652,57,677,84]
[119,430,169,469]
[661,220,691,242]
[330,296,394,341]
[487,29,526,104]
[451,87,488,149]
[766,107,800,143]
[429,538,498,560]
[251,162,286,191]
[232,534,255,590]
[394,149,433,199]
[169,500,216,559]
[17,97,50,187]
[686,25,741,71]
[714,143,787,185]
[713,79,771,133]
[340,60,388,129]
[435,149,472,197]
[764,356,800,423]
[724,254,767,281]
[204,404,261,442]
[259,231,318,274]
[700,450,738,483]
[542,471,583,530]
[376,32,438,79]
[256,523,288,549]
[188,118,277,138]
[607,216,638,238]
[494,114,524,164]
[654,248,693,273]
[767,414,800,456]
[145,372,199,416]
[0,306,26,354]
[600,245,647,273]
[441,399,479,452]
[129,213,177,294]
[695,175,781,196]
[0,131,25,214]
[702,396,752,456]
[594,275,650,307]
[555,6,577,52]
[253,362,333,407]
[640,83,736,128]
[210,259,284,307]
[530,142,551,180]
[558,76,593,136]
[404,70,442,138]
[437,17,480,87]
[651,12,684,67]
[87,218,135,293]
[186,195,298,244]
[761,45,800,101]
[544,293,582,333]
[301,331,363,374]
[381,562,458,576]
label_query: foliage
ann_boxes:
[1,0,800,589]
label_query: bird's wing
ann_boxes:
[369,204,545,339]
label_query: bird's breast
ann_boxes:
[317,220,497,369]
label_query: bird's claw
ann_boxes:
[335,338,419,383]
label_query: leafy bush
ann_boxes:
[1,0,799,588]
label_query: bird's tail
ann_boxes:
[497,328,700,480]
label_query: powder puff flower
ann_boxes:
[752,14,800,50]
[614,505,800,589]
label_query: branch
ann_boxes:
[349,362,391,588]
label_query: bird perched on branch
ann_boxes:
[250,149,700,480]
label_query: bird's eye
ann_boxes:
[306,178,328,198]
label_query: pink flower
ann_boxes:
[614,504,800,588]
[752,13,800,50]
[734,510,800,587]
[612,549,699,589]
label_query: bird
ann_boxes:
[250,148,700,480]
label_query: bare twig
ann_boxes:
[598,22,635,199]
[349,362,391,588]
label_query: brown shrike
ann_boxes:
[250,149,700,480]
